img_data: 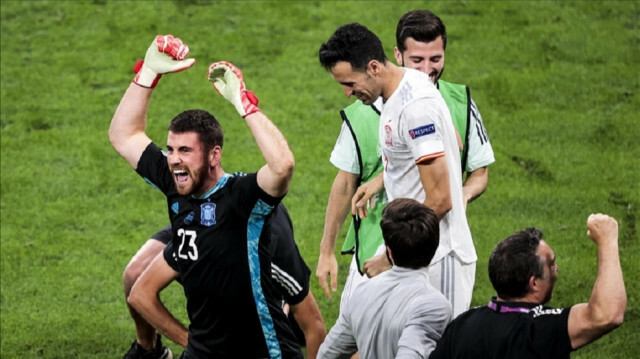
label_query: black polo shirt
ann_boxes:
[430,297,572,359]
[136,142,302,359]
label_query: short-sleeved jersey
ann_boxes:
[268,204,310,305]
[162,202,311,305]
[379,68,475,264]
[136,143,302,359]
[465,98,495,172]
[430,298,573,359]
[332,96,495,176]
[330,98,383,174]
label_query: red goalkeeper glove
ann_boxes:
[207,61,261,118]
[133,34,195,88]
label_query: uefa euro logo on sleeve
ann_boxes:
[409,124,435,139]
[200,202,217,227]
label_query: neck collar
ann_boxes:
[192,173,231,199]
[488,297,537,314]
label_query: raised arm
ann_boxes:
[317,170,358,298]
[208,62,294,197]
[245,111,295,198]
[109,84,154,168]
[568,214,626,349]
[128,253,189,347]
[109,35,195,169]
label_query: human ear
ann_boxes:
[393,47,403,66]
[209,146,222,167]
[367,60,381,76]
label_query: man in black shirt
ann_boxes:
[122,202,326,359]
[109,34,301,358]
[430,213,626,359]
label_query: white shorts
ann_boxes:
[428,252,476,318]
[339,244,387,313]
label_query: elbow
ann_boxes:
[108,125,124,152]
[609,291,627,328]
[599,311,625,334]
[609,298,627,328]
[108,126,118,149]
[274,154,295,183]
[594,297,627,332]
[434,197,452,219]
[611,311,625,329]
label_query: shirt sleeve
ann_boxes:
[532,306,573,357]
[401,99,446,164]
[135,142,175,195]
[396,294,452,359]
[229,172,283,217]
[317,312,358,358]
[162,240,179,272]
[465,98,495,172]
[268,204,310,305]
[330,121,360,174]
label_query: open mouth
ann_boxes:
[173,170,189,184]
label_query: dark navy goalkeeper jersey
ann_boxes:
[136,142,302,359]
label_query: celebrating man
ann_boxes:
[109,35,302,358]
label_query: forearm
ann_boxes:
[109,83,153,168]
[305,327,328,359]
[589,241,626,326]
[291,293,327,359]
[129,290,189,347]
[569,215,626,349]
[462,167,488,205]
[245,112,294,195]
[418,158,452,220]
[423,195,451,220]
[320,171,357,254]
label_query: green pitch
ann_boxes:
[1,1,637,357]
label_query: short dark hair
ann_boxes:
[318,22,388,72]
[488,228,545,300]
[380,198,439,269]
[168,109,224,151]
[396,10,447,52]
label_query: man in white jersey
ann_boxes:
[319,23,476,317]
[317,10,495,315]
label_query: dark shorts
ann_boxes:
[150,225,172,244]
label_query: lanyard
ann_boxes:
[488,300,532,314]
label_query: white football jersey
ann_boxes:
[379,68,476,264]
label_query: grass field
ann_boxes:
[1,1,638,358]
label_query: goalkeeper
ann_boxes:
[109,35,303,358]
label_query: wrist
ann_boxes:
[133,61,162,88]
[319,243,335,255]
[241,108,262,119]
